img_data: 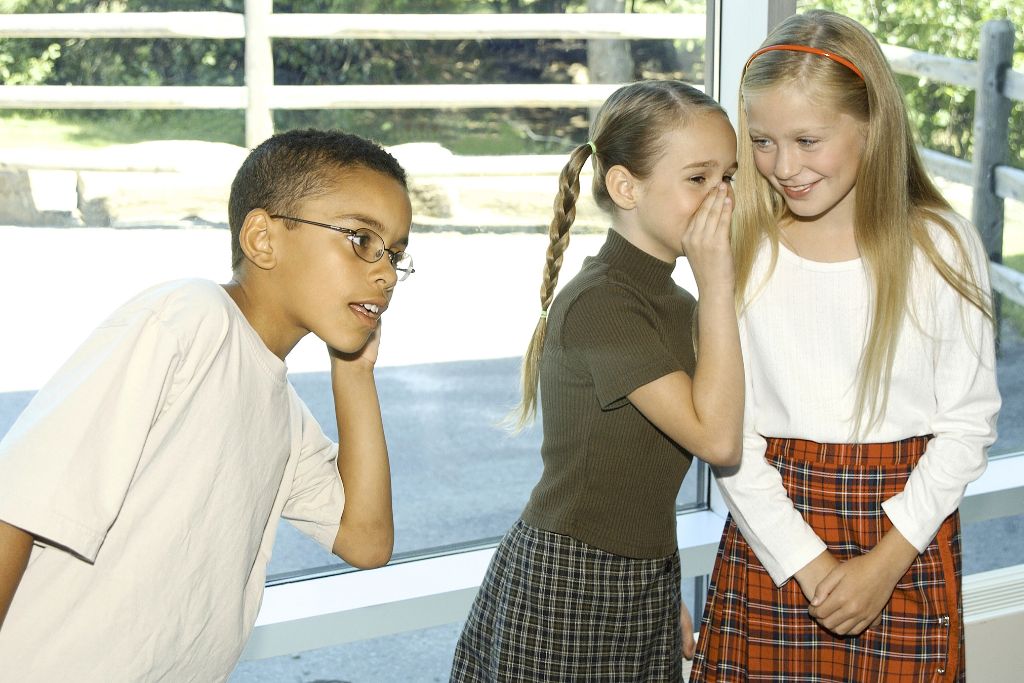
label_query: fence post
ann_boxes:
[972,19,1014,341]
[972,20,1014,265]
[244,0,274,149]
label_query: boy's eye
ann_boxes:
[751,137,772,150]
[797,137,819,147]
[349,233,373,249]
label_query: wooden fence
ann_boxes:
[0,6,1022,305]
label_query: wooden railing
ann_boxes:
[0,8,1021,305]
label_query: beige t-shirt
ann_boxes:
[0,279,345,681]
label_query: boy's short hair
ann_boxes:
[228,128,408,269]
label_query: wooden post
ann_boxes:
[244,0,274,149]
[971,19,1014,338]
[586,0,634,123]
[766,0,796,32]
[972,20,1014,264]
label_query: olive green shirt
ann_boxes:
[521,229,698,559]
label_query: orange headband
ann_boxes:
[744,44,864,81]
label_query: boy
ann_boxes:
[0,129,412,680]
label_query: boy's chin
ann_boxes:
[319,330,373,356]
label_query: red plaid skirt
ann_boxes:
[691,436,964,683]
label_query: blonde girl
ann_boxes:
[691,10,1000,683]
[449,79,741,681]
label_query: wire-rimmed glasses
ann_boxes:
[270,214,415,281]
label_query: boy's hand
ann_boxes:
[330,324,381,369]
[680,602,696,660]
[808,529,918,636]
[681,182,734,294]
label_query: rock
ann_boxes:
[0,170,41,225]
[77,170,231,227]
[0,169,81,226]
[386,142,459,219]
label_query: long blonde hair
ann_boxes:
[734,10,994,434]
[510,79,727,429]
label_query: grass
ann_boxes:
[0,108,582,156]
[0,110,247,148]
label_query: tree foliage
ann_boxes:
[806,0,1024,169]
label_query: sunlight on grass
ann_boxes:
[0,111,246,148]
[0,114,94,148]
[0,109,575,156]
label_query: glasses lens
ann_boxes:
[393,252,414,281]
[351,229,385,263]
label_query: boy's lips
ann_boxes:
[350,301,386,324]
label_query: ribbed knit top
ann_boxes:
[520,229,698,559]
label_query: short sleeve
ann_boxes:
[562,284,684,409]
[281,388,344,552]
[0,307,182,562]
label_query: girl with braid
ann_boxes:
[691,11,1000,682]
[450,79,742,682]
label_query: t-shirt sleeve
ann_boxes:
[0,306,182,563]
[281,389,345,552]
[562,283,684,409]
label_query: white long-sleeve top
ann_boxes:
[714,213,1000,586]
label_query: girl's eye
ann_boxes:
[751,137,772,150]
[689,175,707,185]
[798,138,819,147]
[723,175,735,184]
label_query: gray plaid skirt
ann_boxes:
[449,519,683,682]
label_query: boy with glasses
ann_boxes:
[0,129,412,680]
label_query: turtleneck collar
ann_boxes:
[596,228,677,292]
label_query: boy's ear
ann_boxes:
[605,165,641,210]
[238,210,277,270]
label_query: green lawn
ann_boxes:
[0,109,576,156]
[0,111,247,148]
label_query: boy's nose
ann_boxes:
[373,255,399,288]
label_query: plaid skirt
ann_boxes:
[449,519,684,682]
[691,436,964,683]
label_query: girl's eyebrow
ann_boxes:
[749,124,833,137]
[683,160,728,170]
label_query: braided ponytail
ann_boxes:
[508,143,593,429]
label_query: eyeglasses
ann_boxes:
[270,214,415,281]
